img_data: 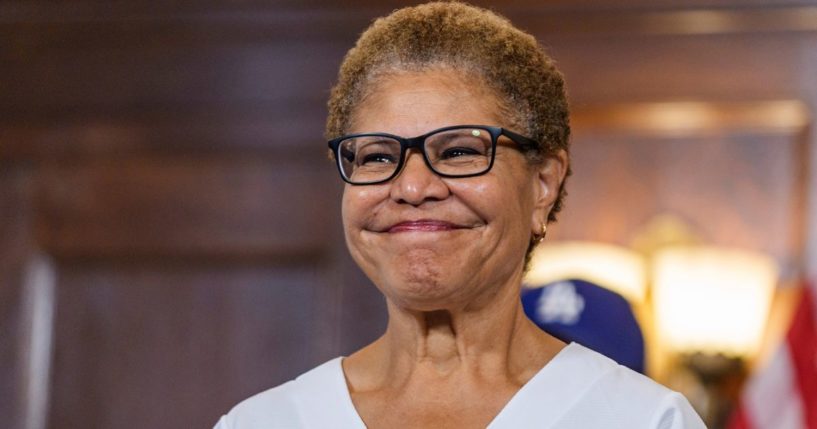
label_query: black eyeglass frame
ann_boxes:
[327,125,540,185]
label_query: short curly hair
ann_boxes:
[326,1,571,224]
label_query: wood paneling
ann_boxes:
[32,155,334,259]
[0,42,346,114]
[559,101,810,274]
[0,172,26,429]
[48,262,337,429]
[546,34,812,104]
[0,107,330,162]
[0,1,814,428]
[556,125,806,268]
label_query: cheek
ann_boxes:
[341,186,383,228]
[453,174,533,223]
[341,189,373,261]
[341,191,360,233]
[340,189,354,224]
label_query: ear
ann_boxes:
[530,149,569,234]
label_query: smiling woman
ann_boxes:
[340,70,553,312]
[215,2,706,428]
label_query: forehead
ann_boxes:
[349,68,508,136]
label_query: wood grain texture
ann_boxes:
[48,262,338,429]
[0,168,37,429]
[0,2,814,428]
[557,101,810,276]
[0,41,346,115]
[0,106,329,161]
[554,126,806,270]
[32,155,335,259]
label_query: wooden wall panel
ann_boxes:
[0,169,31,429]
[0,107,330,162]
[553,127,806,271]
[545,34,810,104]
[31,156,334,259]
[0,43,347,114]
[1,2,815,429]
[47,262,337,429]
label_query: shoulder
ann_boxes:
[214,380,299,429]
[553,344,707,428]
[214,357,345,429]
[574,345,671,401]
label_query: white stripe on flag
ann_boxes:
[743,344,806,429]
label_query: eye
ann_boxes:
[352,139,400,166]
[440,146,482,159]
[360,152,397,165]
[434,134,488,161]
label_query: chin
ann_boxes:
[358,246,486,309]
[379,262,471,311]
[386,286,464,312]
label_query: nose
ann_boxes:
[389,151,450,205]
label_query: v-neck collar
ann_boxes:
[293,342,609,429]
[291,356,368,428]
[487,342,613,428]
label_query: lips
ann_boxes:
[386,219,466,233]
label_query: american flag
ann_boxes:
[728,284,817,429]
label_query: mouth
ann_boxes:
[386,219,467,233]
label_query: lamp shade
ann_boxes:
[652,246,778,357]
[525,241,647,302]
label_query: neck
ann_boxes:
[384,285,529,374]
[347,273,563,391]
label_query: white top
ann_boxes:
[214,343,706,429]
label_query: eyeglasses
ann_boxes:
[328,125,539,185]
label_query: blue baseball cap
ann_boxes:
[521,278,646,373]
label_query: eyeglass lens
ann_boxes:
[337,127,494,184]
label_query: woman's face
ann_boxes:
[342,69,562,311]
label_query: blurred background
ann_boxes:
[1,1,816,428]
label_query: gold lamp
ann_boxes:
[525,232,780,428]
[652,246,778,358]
[525,241,647,302]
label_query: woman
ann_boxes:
[216,2,706,428]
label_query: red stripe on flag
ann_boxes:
[727,404,753,429]
[786,286,817,429]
